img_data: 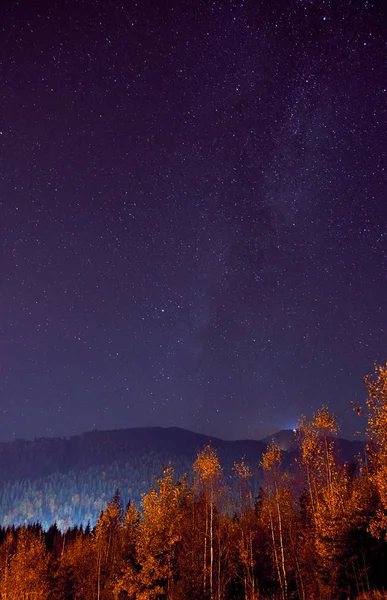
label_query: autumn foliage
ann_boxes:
[1,364,387,599]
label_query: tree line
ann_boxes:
[1,363,387,600]
[0,452,194,529]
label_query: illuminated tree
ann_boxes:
[94,489,123,600]
[121,500,140,566]
[364,362,387,538]
[193,444,223,600]
[57,527,96,600]
[233,459,257,600]
[5,526,50,600]
[297,406,360,598]
[0,529,16,599]
[120,467,190,599]
[261,441,289,600]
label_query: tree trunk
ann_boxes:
[269,511,283,600]
[210,488,214,600]
[275,483,288,600]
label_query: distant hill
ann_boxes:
[0,426,267,483]
[261,429,298,452]
[260,429,365,460]
[0,426,364,529]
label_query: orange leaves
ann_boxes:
[1,527,50,600]
[313,406,338,435]
[95,491,122,542]
[363,363,387,538]
[261,441,282,473]
[193,444,222,486]
[130,466,191,595]
[297,407,338,465]
[294,405,362,597]
[233,457,252,481]
[296,407,338,495]
[296,416,318,466]
[365,362,387,449]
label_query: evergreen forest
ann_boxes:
[1,363,387,600]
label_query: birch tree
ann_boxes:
[261,442,289,600]
[364,362,387,539]
[297,407,358,598]
[94,490,123,600]
[193,444,223,600]
[233,459,257,600]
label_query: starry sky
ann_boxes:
[0,0,386,443]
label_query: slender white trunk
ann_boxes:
[269,511,283,599]
[275,482,287,600]
[210,487,214,600]
[204,494,208,596]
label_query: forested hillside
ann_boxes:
[0,364,387,599]
[0,427,269,527]
[0,425,363,528]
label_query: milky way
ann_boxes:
[0,0,386,441]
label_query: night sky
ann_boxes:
[1,0,386,443]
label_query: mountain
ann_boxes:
[261,428,365,460]
[0,426,364,530]
[261,429,298,452]
[0,426,267,483]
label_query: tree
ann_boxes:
[0,529,16,599]
[57,528,96,600]
[5,526,50,600]
[193,445,223,600]
[120,467,190,600]
[297,407,359,598]
[233,459,257,600]
[94,489,123,600]
[120,500,140,570]
[364,362,387,539]
[261,442,289,600]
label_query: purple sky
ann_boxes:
[1,0,386,441]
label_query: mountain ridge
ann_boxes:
[0,425,364,483]
[0,426,365,529]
